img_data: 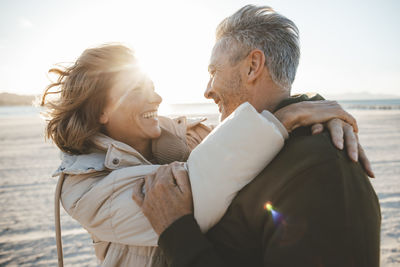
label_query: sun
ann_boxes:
[105,1,217,106]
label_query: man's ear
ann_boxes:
[245,49,266,83]
[99,111,109,124]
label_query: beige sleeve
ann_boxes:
[187,103,287,232]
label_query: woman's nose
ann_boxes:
[150,91,162,104]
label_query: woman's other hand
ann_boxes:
[274,100,358,133]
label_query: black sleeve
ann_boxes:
[262,156,380,267]
[158,214,227,267]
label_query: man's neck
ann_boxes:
[250,83,289,113]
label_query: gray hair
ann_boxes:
[216,5,300,90]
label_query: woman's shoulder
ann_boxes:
[60,170,107,215]
[60,164,160,216]
[55,150,109,213]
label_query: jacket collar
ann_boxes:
[53,115,206,177]
[91,115,205,166]
[274,93,324,112]
[274,93,325,138]
[53,133,152,177]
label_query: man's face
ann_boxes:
[204,43,250,121]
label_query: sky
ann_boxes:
[0,0,399,103]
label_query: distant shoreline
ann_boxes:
[0,93,37,106]
[338,99,400,110]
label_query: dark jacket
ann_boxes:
[158,96,381,267]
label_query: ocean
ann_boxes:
[0,100,399,266]
[1,98,400,117]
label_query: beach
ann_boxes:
[0,105,399,266]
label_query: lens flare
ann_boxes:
[264,201,282,225]
[264,202,273,211]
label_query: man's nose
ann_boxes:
[204,79,213,99]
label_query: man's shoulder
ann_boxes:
[266,129,348,178]
[222,129,375,234]
[233,129,368,208]
[286,129,339,158]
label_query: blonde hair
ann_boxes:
[41,44,136,154]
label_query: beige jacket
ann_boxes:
[54,116,211,267]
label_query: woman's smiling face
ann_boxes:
[100,68,163,150]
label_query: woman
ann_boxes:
[42,44,367,266]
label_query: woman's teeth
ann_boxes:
[142,111,158,119]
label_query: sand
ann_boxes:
[0,109,399,266]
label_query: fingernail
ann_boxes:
[351,152,358,162]
[338,141,343,150]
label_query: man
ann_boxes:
[133,5,380,267]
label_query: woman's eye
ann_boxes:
[132,86,143,92]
